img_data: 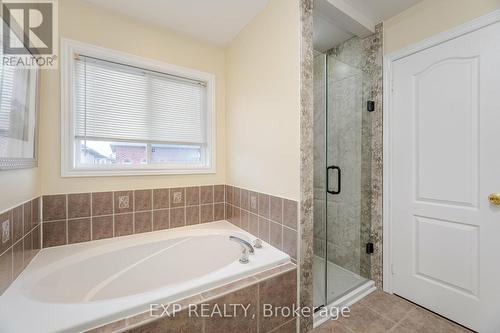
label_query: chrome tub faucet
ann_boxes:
[229,236,255,264]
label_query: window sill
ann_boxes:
[61,167,216,178]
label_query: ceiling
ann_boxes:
[83,0,269,45]
[314,0,422,52]
[83,0,421,50]
[346,0,422,24]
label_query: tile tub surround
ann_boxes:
[40,184,299,261]
[86,263,297,333]
[224,185,298,261]
[41,185,226,248]
[0,197,41,295]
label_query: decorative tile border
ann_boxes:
[86,262,297,333]
[41,185,226,248]
[224,185,298,261]
[0,197,41,295]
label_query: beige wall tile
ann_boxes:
[114,214,133,237]
[92,192,113,217]
[92,215,113,240]
[282,227,297,260]
[134,212,152,234]
[68,218,91,244]
[204,284,258,333]
[200,204,214,223]
[43,195,67,222]
[282,199,297,230]
[134,190,152,212]
[258,217,270,243]
[42,220,67,247]
[170,208,186,228]
[259,270,297,332]
[200,186,214,204]
[214,185,225,203]
[248,213,258,237]
[269,221,283,249]
[186,206,200,226]
[270,196,283,224]
[0,248,12,294]
[225,185,234,205]
[12,240,24,280]
[185,187,200,206]
[214,203,225,221]
[153,209,169,231]
[258,193,270,218]
[68,193,91,219]
[233,187,241,207]
[240,189,249,210]
[31,198,40,227]
[12,205,23,243]
[23,201,32,235]
[153,188,170,210]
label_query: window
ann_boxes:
[61,39,215,176]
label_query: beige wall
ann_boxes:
[0,168,40,213]
[39,0,226,194]
[226,0,301,200]
[384,0,500,54]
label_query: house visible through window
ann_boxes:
[62,40,215,176]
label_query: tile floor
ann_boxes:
[312,291,474,333]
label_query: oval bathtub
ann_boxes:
[0,221,290,333]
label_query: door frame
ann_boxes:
[382,8,500,293]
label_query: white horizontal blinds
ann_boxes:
[74,55,206,144]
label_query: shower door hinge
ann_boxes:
[366,242,374,254]
[367,100,375,112]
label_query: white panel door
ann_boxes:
[390,21,500,332]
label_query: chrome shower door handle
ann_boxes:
[327,165,341,195]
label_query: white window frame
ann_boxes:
[60,39,216,177]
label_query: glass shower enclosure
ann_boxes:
[313,51,373,308]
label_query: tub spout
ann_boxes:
[229,236,255,264]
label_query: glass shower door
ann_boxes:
[313,51,373,309]
[324,55,372,304]
[313,51,327,309]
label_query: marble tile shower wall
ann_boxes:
[0,197,41,294]
[41,185,226,247]
[224,185,298,261]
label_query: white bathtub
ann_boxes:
[0,221,290,333]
